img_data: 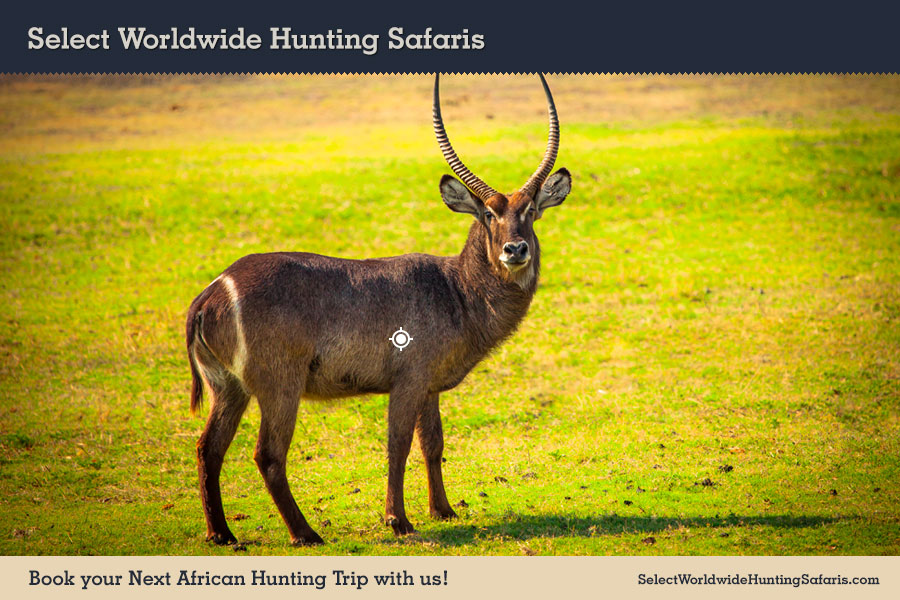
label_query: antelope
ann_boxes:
[186,73,572,546]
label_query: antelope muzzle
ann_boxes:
[500,241,530,270]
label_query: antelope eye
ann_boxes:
[484,212,495,222]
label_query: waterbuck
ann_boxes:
[186,74,572,546]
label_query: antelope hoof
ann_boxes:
[290,531,325,547]
[386,515,417,536]
[431,507,458,521]
[207,531,238,546]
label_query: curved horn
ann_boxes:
[433,73,498,201]
[520,73,560,198]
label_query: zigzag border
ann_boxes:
[2,71,899,76]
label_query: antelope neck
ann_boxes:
[447,221,538,347]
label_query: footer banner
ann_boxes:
[4,556,897,599]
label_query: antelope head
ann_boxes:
[433,73,572,284]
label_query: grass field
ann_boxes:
[1,74,899,556]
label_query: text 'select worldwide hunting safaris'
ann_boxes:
[186,74,572,546]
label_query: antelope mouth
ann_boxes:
[500,255,531,272]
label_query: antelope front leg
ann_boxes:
[417,393,457,520]
[385,387,421,535]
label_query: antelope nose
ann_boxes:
[503,241,529,260]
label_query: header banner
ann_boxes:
[2,2,898,74]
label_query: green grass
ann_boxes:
[1,75,899,555]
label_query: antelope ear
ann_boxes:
[440,175,484,219]
[535,168,572,218]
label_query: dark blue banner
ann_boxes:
[2,1,898,73]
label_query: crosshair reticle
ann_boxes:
[389,327,413,351]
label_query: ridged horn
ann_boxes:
[433,73,498,201]
[519,73,560,198]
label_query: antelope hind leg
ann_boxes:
[197,375,250,545]
[255,388,324,546]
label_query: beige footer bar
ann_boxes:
[2,556,897,599]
